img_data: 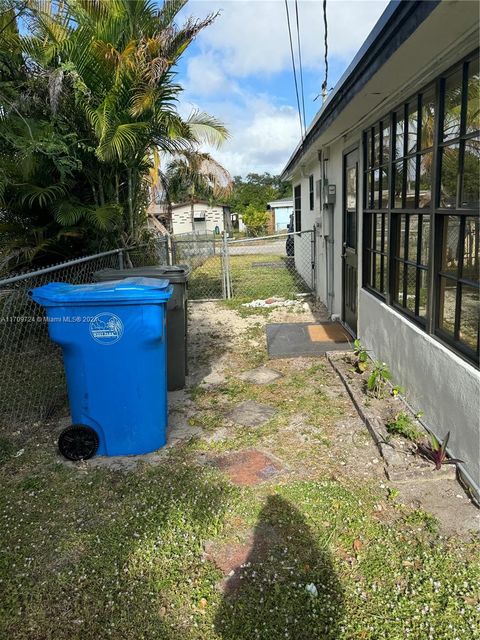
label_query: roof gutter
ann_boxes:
[281,0,440,180]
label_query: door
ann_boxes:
[342,148,359,335]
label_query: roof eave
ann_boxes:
[281,0,440,180]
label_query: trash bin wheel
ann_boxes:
[58,425,99,461]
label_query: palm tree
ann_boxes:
[0,0,229,269]
[166,150,232,230]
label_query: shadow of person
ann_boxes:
[214,494,344,640]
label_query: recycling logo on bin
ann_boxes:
[89,312,124,345]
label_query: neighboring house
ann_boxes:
[282,0,480,497]
[148,199,231,236]
[267,198,294,231]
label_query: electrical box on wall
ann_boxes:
[326,184,336,204]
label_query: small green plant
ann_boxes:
[417,431,464,470]
[386,411,421,441]
[353,339,369,372]
[387,487,399,501]
[391,385,405,397]
[367,361,391,398]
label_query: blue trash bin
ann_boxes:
[30,277,172,458]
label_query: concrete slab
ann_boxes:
[238,367,283,385]
[227,400,277,427]
[266,322,352,358]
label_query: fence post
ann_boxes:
[311,228,316,293]
[225,233,232,299]
[118,249,125,270]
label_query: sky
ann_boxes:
[175,0,390,178]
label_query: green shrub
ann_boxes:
[386,411,422,441]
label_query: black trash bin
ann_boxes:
[94,265,190,391]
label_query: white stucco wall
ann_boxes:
[292,135,363,318]
[171,204,225,235]
[359,289,480,497]
[292,162,321,292]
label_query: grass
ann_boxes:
[1,307,479,639]
[1,438,478,639]
[187,254,309,301]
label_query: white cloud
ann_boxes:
[178,0,390,176]
[183,92,300,176]
[184,52,237,95]
[186,0,389,76]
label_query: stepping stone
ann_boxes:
[238,367,283,385]
[210,449,283,486]
[227,400,276,427]
[200,371,226,387]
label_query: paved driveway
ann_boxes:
[228,240,286,255]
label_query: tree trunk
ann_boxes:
[127,168,134,239]
[98,169,105,206]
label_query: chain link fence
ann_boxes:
[0,231,315,429]
[0,243,167,430]
[169,230,315,302]
[171,233,223,299]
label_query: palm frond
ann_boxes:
[97,122,148,161]
[19,183,67,208]
[186,109,229,148]
[85,203,123,230]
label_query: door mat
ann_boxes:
[266,322,352,358]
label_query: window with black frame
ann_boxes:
[294,184,301,231]
[436,57,479,359]
[363,120,390,296]
[309,175,314,210]
[362,52,479,365]
[391,88,434,323]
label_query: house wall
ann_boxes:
[359,289,480,498]
[273,205,293,230]
[171,203,225,236]
[292,161,322,292]
[291,134,363,316]
[293,122,480,497]
[285,0,479,499]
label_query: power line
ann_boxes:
[294,0,307,134]
[314,0,329,103]
[322,0,329,102]
[284,0,304,139]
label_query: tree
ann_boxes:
[165,151,232,229]
[0,0,228,271]
[241,204,269,236]
[225,173,291,215]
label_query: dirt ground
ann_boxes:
[184,300,479,538]
[2,298,479,639]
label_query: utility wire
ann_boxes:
[294,0,307,135]
[322,0,328,102]
[284,0,304,139]
[314,0,329,103]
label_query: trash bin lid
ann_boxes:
[95,265,191,284]
[30,277,173,306]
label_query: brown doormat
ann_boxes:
[266,322,352,358]
[307,323,351,343]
